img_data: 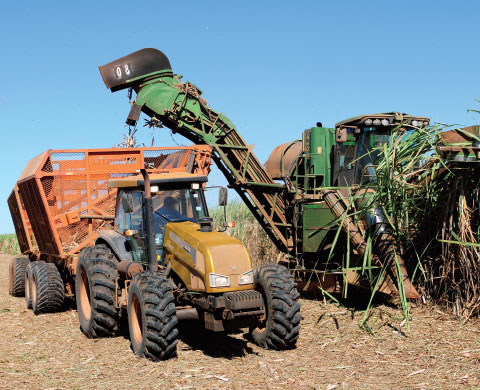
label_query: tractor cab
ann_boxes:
[109,172,210,265]
[333,113,430,186]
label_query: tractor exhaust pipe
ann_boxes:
[140,169,158,272]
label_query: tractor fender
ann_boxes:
[95,230,133,262]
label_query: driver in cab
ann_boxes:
[155,196,184,221]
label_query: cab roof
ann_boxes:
[335,112,430,128]
[108,172,208,189]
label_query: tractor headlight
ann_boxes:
[238,270,254,285]
[209,273,230,288]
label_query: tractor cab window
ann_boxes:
[152,187,208,261]
[355,127,391,183]
[114,190,144,234]
[115,190,145,263]
[152,188,207,224]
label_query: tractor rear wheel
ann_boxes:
[250,264,301,350]
[75,245,119,338]
[8,257,30,297]
[127,272,178,361]
[31,261,64,315]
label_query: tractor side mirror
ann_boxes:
[336,127,347,143]
[122,193,134,214]
[219,187,228,206]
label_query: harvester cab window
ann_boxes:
[334,129,356,186]
[338,142,356,171]
[355,127,392,184]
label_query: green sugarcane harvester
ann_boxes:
[99,48,433,299]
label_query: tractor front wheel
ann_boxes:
[127,272,178,361]
[250,264,301,350]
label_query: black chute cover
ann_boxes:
[99,48,172,92]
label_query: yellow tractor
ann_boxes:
[75,170,300,360]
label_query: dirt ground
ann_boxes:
[1,255,479,390]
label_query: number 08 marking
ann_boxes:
[114,63,131,79]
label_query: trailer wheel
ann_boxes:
[25,262,39,309]
[75,245,119,338]
[8,257,30,297]
[31,261,64,315]
[127,272,178,361]
[250,264,301,350]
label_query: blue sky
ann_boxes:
[1,1,479,233]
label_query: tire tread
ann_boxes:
[128,272,178,361]
[251,264,301,350]
[31,262,65,315]
[76,245,119,338]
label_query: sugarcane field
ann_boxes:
[2,2,480,390]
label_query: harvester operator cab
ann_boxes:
[333,113,430,187]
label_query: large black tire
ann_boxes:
[250,264,301,350]
[31,261,65,315]
[75,245,119,338]
[25,262,39,309]
[8,257,30,297]
[127,272,178,361]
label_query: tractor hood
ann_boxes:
[163,221,254,293]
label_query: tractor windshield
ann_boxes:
[152,187,208,262]
[152,188,208,224]
[355,127,392,183]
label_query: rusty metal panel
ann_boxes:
[18,177,60,257]
[7,187,32,254]
[13,146,212,260]
[264,141,302,180]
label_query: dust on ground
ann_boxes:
[0,254,479,390]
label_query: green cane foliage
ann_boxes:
[360,265,388,329]
[358,106,480,320]
[393,253,410,329]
